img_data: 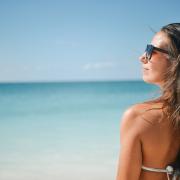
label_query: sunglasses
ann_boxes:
[145,44,169,61]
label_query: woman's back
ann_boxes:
[136,103,180,180]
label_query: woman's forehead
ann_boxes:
[151,31,170,48]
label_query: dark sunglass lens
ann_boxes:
[145,45,150,60]
[146,45,153,60]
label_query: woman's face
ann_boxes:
[139,31,172,88]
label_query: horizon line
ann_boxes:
[0,79,143,84]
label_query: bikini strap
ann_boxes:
[142,165,174,180]
[142,165,174,174]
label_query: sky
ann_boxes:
[0,0,179,82]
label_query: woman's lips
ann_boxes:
[143,67,149,70]
[142,68,149,73]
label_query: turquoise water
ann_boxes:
[0,81,158,180]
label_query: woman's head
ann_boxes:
[139,31,172,87]
[140,23,180,87]
[140,23,180,130]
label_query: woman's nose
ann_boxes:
[139,52,148,64]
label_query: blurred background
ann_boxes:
[0,0,179,179]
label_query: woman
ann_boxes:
[116,23,180,180]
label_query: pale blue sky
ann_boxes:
[0,0,179,82]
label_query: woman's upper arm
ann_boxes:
[116,107,143,180]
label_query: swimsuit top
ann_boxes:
[142,165,180,180]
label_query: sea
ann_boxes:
[0,81,159,180]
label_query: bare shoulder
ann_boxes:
[121,103,153,124]
[120,103,162,137]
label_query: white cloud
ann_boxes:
[83,62,115,71]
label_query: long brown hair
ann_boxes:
[160,23,180,131]
[144,23,180,131]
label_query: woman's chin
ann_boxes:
[142,76,154,84]
[142,76,163,88]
